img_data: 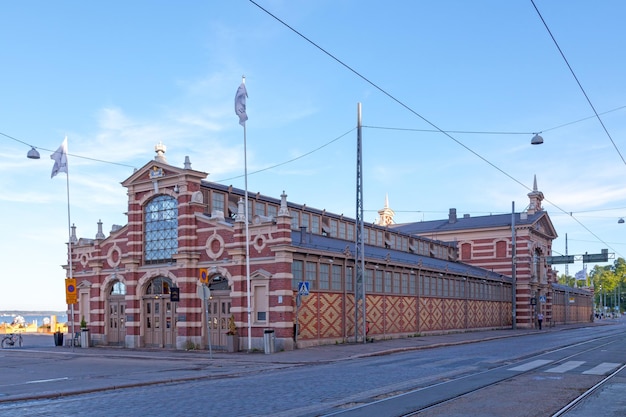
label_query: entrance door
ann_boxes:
[107,296,126,346]
[144,296,176,348]
[207,292,231,349]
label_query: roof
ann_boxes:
[291,230,510,282]
[391,211,546,235]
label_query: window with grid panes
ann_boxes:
[306,262,317,290]
[346,266,353,292]
[291,212,300,229]
[319,264,330,290]
[375,270,383,292]
[144,195,178,264]
[331,264,342,290]
[384,271,392,293]
[329,219,338,237]
[211,192,225,214]
[365,269,373,292]
[347,223,354,241]
[302,213,310,230]
[338,222,346,240]
[409,273,416,294]
[255,201,265,216]
[311,215,320,234]
[393,272,400,294]
[267,204,277,219]
[292,260,303,289]
[401,273,409,294]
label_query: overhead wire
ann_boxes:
[248,0,622,257]
[0,131,137,169]
[530,0,626,166]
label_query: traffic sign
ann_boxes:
[298,281,310,296]
[65,278,77,305]
[199,268,209,284]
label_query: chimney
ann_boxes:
[448,208,457,224]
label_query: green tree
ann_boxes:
[590,257,626,313]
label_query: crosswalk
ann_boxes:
[507,359,621,375]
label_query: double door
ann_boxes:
[207,293,231,349]
[107,296,126,346]
[144,296,176,348]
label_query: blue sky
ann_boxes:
[2,1,626,310]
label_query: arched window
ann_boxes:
[110,281,126,295]
[144,195,178,264]
[146,276,172,295]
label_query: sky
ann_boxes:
[2,1,626,310]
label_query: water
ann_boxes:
[0,312,68,327]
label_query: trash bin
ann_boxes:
[53,331,63,346]
[80,329,89,348]
[263,329,275,354]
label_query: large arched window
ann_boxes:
[144,195,178,264]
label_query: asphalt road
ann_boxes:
[0,318,624,416]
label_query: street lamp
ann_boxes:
[530,134,544,145]
[27,147,40,159]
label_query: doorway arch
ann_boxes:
[143,276,177,348]
[106,280,126,346]
[206,274,232,350]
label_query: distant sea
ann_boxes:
[0,311,68,326]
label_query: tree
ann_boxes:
[589,257,626,313]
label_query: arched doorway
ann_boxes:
[206,275,232,350]
[143,276,176,348]
[107,280,126,346]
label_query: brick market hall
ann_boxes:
[63,144,592,351]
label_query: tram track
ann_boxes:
[326,330,626,417]
[551,363,626,417]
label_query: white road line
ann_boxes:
[507,359,553,372]
[582,362,621,375]
[545,361,585,373]
[24,377,70,385]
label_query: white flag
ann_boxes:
[235,82,248,126]
[50,136,68,178]
[574,268,587,281]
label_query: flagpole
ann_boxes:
[234,75,251,352]
[66,166,75,351]
[240,76,252,352]
[244,123,252,353]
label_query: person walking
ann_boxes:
[537,312,544,330]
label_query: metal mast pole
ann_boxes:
[565,233,569,324]
[355,103,366,343]
[511,201,516,330]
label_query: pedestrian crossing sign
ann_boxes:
[298,281,310,296]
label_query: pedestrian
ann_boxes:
[537,312,544,330]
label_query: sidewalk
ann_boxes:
[0,320,615,404]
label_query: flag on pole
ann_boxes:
[235,81,248,126]
[50,136,68,178]
[574,267,587,281]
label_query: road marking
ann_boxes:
[24,377,69,385]
[508,359,553,372]
[583,363,621,375]
[546,361,585,373]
